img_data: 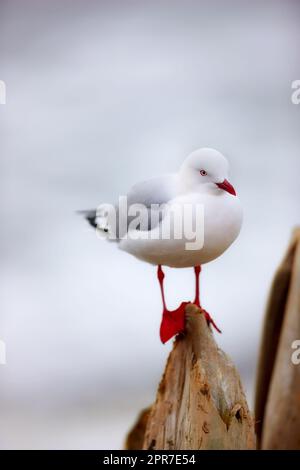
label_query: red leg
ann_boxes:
[157,265,188,344]
[157,265,167,312]
[192,265,222,334]
[193,265,201,307]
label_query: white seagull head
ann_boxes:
[179,148,236,196]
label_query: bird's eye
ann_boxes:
[200,170,207,176]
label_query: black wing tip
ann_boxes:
[77,209,97,228]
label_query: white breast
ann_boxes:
[119,191,243,268]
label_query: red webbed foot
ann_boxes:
[157,265,221,344]
[200,308,222,333]
[159,303,222,343]
[159,302,189,344]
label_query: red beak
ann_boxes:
[216,179,236,196]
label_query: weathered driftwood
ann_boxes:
[125,407,152,451]
[126,304,255,450]
[255,228,300,450]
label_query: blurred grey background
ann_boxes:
[0,0,300,449]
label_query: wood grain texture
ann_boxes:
[126,304,255,450]
[125,407,152,450]
[257,228,300,450]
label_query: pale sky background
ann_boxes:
[0,0,300,449]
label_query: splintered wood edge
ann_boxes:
[184,304,252,429]
[254,227,300,445]
[261,229,300,449]
[125,305,214,450]
[126,303,255,450]
[125,407,152,450]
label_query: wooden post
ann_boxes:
[255,228,300,449]
[126,304,255,450]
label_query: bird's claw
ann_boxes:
[200,308,222,333]
[160,302,221,344]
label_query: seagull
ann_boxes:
[80,148,243,343]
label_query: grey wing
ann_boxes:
[79,174,177,239]
[117,173,177,237]
[127,174,177,207]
